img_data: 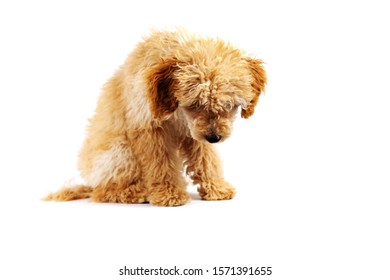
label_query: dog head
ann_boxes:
[146,40,266,143]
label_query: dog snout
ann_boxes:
[205,133,221,143]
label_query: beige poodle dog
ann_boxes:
[45,29,267,206]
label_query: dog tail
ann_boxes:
[43,185,93,201]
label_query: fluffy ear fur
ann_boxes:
[146,59,179,120]
[241,58,267,118]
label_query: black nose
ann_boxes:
[205,134,221,143]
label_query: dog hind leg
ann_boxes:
[79,139,147,204]
[91,181,147,204]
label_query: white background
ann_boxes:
[1,0,389,279]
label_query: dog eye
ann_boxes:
[225,102,234,111]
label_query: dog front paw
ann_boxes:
[198,181,236,201]
[148,185,190,206]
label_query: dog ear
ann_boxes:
[146,59,179,120]
[241,58,267,118]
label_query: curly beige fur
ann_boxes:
[45,29,267,206]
